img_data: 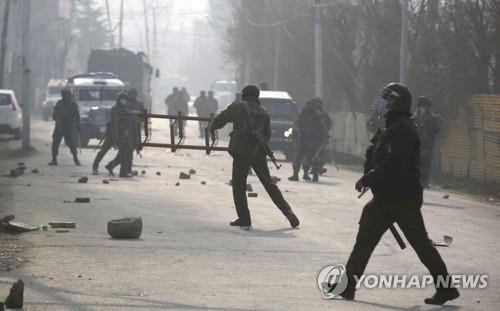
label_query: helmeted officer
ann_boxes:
[210,85,300,230]
[49,88,81,166]
[332,83,459,305]
[414,96,440,188]
[105,92,136,178]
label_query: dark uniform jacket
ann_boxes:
[210,98,270,156]
[295,106,326,146]
[415,111,440,150]
[110,104,135,143]
[53,100,80,132]
[362,112,422,201]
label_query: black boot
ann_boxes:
[303,172,311,181]
[230,218,251,230]
[288,173,299,181]
[312,173,319,182]
[73,154,81,166]
[285,212,300,228]
[424,288,460,305]
[48,158,58,166]
[105,164,115,176]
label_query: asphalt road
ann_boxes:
[0,118,499,310]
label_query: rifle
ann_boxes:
[244,103,281,170]
[358,187,407,250]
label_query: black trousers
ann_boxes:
[92,137,114,170]
[232,153,293,225]
[346,198,450,289]
[292,143,321,176]
[107,143,133,176]
[52,128,77,159]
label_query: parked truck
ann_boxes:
[87,48,153,111]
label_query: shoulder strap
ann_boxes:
[243,101,256,133]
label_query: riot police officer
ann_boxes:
[414,96,440,188]
[105,92,136,178]
[49,88,81,166]
[289,98,326,182]
[210,85,300,230]
[333,83,459,305]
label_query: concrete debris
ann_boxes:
[56,229,69,233]
[141,170,146,175]
[434,235,453,247]
[189,169,196,175]
[248,193,258,198]
[78,177,88,183]
[179,172,191,179]
[4,279,24,309]
[246,184,253,192]
[0,216,38,234]
[102,179,110,184]
[108,217,142,239]
[75,198,90,203]
[175,182,180,186]
[443,194,450,199]
[48,222,76,229]
[201,181,206,185]
[9,168,23,178]
[132,171,139,176]
[31,168,39,174]
[156,172,161,176]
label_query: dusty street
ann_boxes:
[0,118,499,310]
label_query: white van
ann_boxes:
[0,90,22,140]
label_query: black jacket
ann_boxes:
[363,112,423,201]
[210,97,270,156]
[53,99,80,132]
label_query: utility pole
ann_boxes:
[273,0,283,91]
[314,0,323,98]
[105,0,114,48]
[142,0,151,57]
[0,0,11,89]
[399,0,409,84]
[21,0,32,150]
[119,0,124,48]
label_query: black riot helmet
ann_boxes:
[381,83,412,114]
[60,88,73,102]
[241,85,260,100]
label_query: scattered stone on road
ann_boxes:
[4,279,24,309]
[248,193,258,198]
[179,172,191,179]
[108,217,142,239]
[31,168,39,174]
[443,194,450,199]
[175,182,180,186]
[48,222,76,229]
[9,168,23,178]
[0,216,38,234]
[156,172,161,176]
[141,170,146,175]
[102,179,110,184]
[189,169,196,175]
[132,171,139,176]
[201,181,206,185]
[434,235,453,247]
[75,198,90,203]
[78,177,88,184]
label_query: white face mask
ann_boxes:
[376,96,389,117]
